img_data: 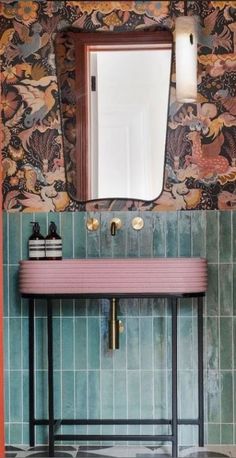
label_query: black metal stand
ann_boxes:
[27,293,204,458]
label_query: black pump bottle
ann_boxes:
[45,222,62,260]
[29,222,45,260]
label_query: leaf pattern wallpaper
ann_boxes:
[1,0,236,212]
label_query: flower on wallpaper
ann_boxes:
[2,62,31,83]
[0,88,21,122]
[134,1,169,19]
[218,190,236,209]
[199,54,236,78]
[15,0,39,25]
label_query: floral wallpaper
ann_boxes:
[1,0,236,212]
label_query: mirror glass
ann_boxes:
[55,30,173,202]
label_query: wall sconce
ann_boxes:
[175,1,197,103]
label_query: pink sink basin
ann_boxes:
[19,258,207,295]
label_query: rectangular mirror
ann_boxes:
[55,30,173,203]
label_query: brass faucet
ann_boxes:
[110,217,122,236]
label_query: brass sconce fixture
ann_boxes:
[175,0,197,102]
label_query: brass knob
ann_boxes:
[110,217,122,236]
[132,217,144,231]
[86,218,100,231]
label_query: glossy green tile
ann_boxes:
[88,371,100,419]
[88,317,100,369]
[75,317,87,370]
[114,370,127,418]
[3,266,9,317]
[4,318,8,371]
[62,371,75,418]
[234,318,236,370]
[178,212,191,257]
[207,371,220,422]
[178,370,197,418]
[178,317,194,370]
[74,212,86,258]
[35,317,47,370]
[233,211,236,262]
[9,318,21,370]
[100,213,113,257]
[207,423,221,445]
[153,213,166,257]
[152,297,167,317]
[22,370,29,422]
[61,212,73,258]
[9,265,21,317]
[126,217,139,257]
[154,371,168,418]
[206,211,218,263]
[141,371,154,418]
[138,213,153,257]
[127,370,140,418]
[53,317,61,371]
[34,375,47,428]
[191,211,206,257]
[127,317,139,370]
[233,264,236,316]
[221,424,233,444]
[74,297,87,316]
[220,318,232,370]
[154,317,167,369]
[75,371,87,418]
[86,212,100,258]
[140,317,153,370]
[4,370,9,422]
[61,298,73,317]
[219,212,232,263]
[221,371,233,423]
[8,213,21,264]
[219,264,233,316]
[53,370,62,418]
[3,212,8,265]
[101,370,113,417]
[206,317,219,370]
[206,264,219,316]
[62,318,74,370]
[34,298,47,318]
[179,425,196,446]
[9,424,22,445]
[10,371,22,421]
[166,212,178,257]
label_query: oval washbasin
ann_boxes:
[19,258,207,295]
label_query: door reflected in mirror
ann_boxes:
[55,30,173,202]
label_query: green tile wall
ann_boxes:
[3,210,236,447]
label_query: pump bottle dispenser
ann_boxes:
[29,222,45,260]
[45,222,62,260]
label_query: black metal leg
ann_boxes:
[198,297,204,446]
[29,299,35,446]
[172,298,178,458]
[47,299,55,457]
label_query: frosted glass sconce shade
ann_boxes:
[175,16,197,103]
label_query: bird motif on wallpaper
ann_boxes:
[185,131,229,177]
[7,21,50,62]
[214,88,236,116]
[199,8,232,52]
[15,76,57,127]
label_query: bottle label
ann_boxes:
[29,240,45,259]
[45,239,62,259]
